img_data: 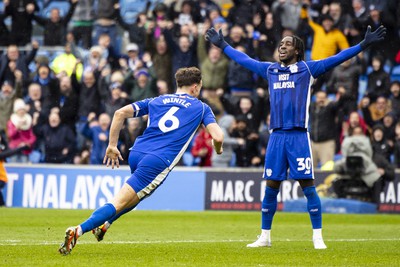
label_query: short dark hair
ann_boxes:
[291,35,305,62]
[175,67,202,88]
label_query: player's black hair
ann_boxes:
[291,35,305,62]
[175,67,202,88]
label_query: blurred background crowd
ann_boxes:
[0,0,399,171]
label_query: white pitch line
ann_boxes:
[0,238,400,246]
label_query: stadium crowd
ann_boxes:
[0,0,399,170]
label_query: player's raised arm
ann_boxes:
[205,28,270,77]
[206,122,224,155]
[309,25,386,78]
[103,104,134,169]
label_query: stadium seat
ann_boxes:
[391,65,400,82]
[42,1,71,18]
[119,0,158,24]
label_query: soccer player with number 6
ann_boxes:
[206,25,386,249]
[58,67,224,255]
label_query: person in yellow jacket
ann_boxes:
[301,6,349,91]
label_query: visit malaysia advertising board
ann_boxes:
[3,165,400,213]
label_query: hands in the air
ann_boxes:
[360,25,386,49]
[205,28,228,50]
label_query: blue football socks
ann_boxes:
[261,186,279,230]
[80,203,117,234]
[303,186,322,229]
[108,205,137,224]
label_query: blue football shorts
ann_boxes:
[263,128,314,180]
[126,150,170,200]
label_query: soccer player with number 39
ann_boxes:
[206,25,386,249]
[59,67,224,255]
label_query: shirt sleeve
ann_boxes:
[306,44,363,78]
[223,46,272,78]
[131,98,153,117]
[202,103,217,126]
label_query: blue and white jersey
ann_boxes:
[130,93,216,167]
[223,44,363,130]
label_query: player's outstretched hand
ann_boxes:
[205,28,228,50]
[103,146,123,169]
[360,25,386,49]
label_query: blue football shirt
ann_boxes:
[223,44,363,130]
[130,93,216,167]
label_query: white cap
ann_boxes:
[126,43,139,52]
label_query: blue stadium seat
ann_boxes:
[391,65,400,82]
[119,0,158,24]
[42,1,71,18]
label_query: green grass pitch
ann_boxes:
[0,208,400,266]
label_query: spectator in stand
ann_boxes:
[197,21,229,114]
[326,57,364,111]
[191,126,213,166]
[31,63,60,111]
[24,83,42,118]
[225,25,254,57]
[162,22,198,85]
[363,4,400,66]
[310,91,340,169]
[370,124,393,162]
[381,112,396,147]
[222,96,264,134]
[33,0,78,46]
[361,95,392,130]
[81,112,111,164]
[349,0,369,46]
[211,114,244,167]
[114,3,149,55]
[195,0,221,23]
[226,0,265,28]
[389,81,400,119]
[371,147,395,203]
[226,45,256,96]
[124,68,158,103]
[366,55,391,100]
[51,42,83,79]
[272,0,302,32]
[258,114,271,163]
[51,76,79,133]
[33,111,76,163]
[326,1,353,36]
[0,42,39,85]
[147,37,173,92]
[0,78,23,137]
[118,117,145,164]
[93,0,119,48]
[169,0,200,26]
[156,80,170,95]
[301,8,349,91]
[71,0,94,49]
[6,99,36,163]
[256,12,281,61]
[123,43,142,73]
[231,115,261,167]
[102,82,129,119]
[71,62,102,149]
[3,0,39,46]
[340,111,369,143]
